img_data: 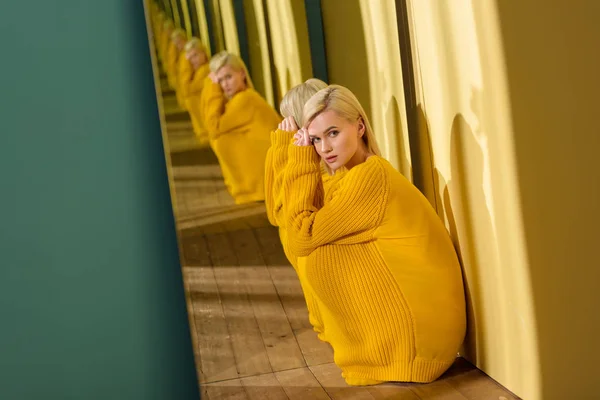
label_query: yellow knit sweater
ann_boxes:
[282,145,466,384]
[202,82,280,204]
[158,27,170,64]
[264,130,342,338]
[179,63,210,146]
[175,53,190,110]
[166,42,180,90]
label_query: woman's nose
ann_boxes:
[321,140,331,153]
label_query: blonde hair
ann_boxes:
[184,37,207,55]
[209,51,228,72]
[170,28,186,41]
[211,52,254,89]
[163,20,174,30]
[303,85,381,174]
[280,79,328,126]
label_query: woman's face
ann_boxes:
[187,48,207,70]
[307,110,365,171]
[174,36,186,51]
[216,64,247,98]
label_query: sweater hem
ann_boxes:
[233,192,265,205]
[341,356,456,384]
[271,129,295,147]
[288,145,320,164]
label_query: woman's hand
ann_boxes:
[278,116,298,132]
[293,128,311,147]
[209,71,218,84]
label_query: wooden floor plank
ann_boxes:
[241,373,290,400]
[228,228,306,372]
[182,272,207,384]
[186,266,238,384]
[294,327,334,367]
[275,368,332,400]
[445,367,520,400]
[367,384,421,400]
[254,226,334,366]
[253,226,311,330]
[205,378,249,400]
[309,363,376,400]
[206,232,273,379]
[410,380,470,400]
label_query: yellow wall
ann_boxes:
[178,0,193,37]
[194,0,212,54]
[264,0,313,106]
[405,1,540,398]
[218,0,240,55]
[320,0,410,176]
[242,0,275,106]
[495,1,600,399]
[209,0,226,52]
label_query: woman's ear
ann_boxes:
[358,118,366,137]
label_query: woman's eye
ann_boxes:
[311,137,320,144]
[329,130,339,137]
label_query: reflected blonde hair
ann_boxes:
[303,85,381,174]
[163,20,174,30]
[184,37,207,55]
[170,28,186,41]
[211,52,254,89]
[280,79,328,126]
[209,51,229,72]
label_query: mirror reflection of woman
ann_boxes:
[265,78,329,339]
[166,29,187,97]
[200,53,280,205]
[282,85,466,386]
[157,19,173,64]
[177,38,210,146]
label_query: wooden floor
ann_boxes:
[158,86,520,400]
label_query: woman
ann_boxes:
[265,79,329,338]
[158,20,174,65]
[200,53,280,204]
[177,38,210,145]
[282,85,466,385]
[166,28,187,91]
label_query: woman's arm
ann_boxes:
[283,146,388,257]
[202,83,254,139]
[177,58,194,98]
[265,129,296,226]
[187,64,209,98]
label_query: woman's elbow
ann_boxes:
[289,236,316,257]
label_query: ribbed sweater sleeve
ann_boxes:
[203,85,254,139]
[283,148,388,257]
[265,129,295,226]
[188,64,209,97]
[177,57,194,97]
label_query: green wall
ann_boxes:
[0,1,200,399]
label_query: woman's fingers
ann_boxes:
[301,128,311,146]
[286,116,298,131]
[280,116,298,133]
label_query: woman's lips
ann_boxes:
[325,155,338,163]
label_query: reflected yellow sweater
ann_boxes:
[174,53,189,109]
[166,42,181,90]
[283,146,466,384]
[265,130,341,338]
[159,29,171,67]
[202,83,280,204]
[179,63,210,145]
